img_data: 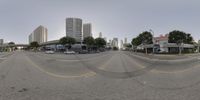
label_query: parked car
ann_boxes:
[78,50,88,54]
[45,50,55,54]
[64,50,76,54]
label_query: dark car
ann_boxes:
[78,50,88,54]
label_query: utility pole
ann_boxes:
[149,29,155,54]
[198,40,200,53]
[178,40,183,55]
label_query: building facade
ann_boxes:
[124,37,127,44]
[99,32,102,38]
[66,18,82,42]
[83,23,92,38]
[120,40,124,49]
[112,38,118,48]
[29,25,48,44]
[154,34,169,52]
[0,39,3,45]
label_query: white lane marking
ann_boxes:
[35,53,111,62]
[150,64,200,74]
[0,58,7,60]
[25,55,97,78]
[128,52,198,62]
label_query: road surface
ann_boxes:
[0,51,200,100]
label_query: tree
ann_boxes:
[138,31,153,44]
[29,41,39,52]
[168,30,194,44]
[83,36,95,46]
[59,36,76,50]
[30,41,39,49]
[95,38,106,48]
[124,43,132,48]
[131,31,153,46]
[8,42,15,45]
[113,46,118,50]
[83,36,95,51]
[168,30,194,55]
[131,38,140,46]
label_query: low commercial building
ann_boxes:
[136,34,195,54]
[137,43,194,54]
[154,34,169,52]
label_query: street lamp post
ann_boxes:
[149,29,155,54]
[143,40,148,55]
[177,40,183,55]
[198,40,200,53]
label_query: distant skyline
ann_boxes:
[1,0,200,43]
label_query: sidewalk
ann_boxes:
[128,52,200,60]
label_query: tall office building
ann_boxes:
[29,25,48,44]
[120,40,124,49]
[0,39,3,45]
[83,23,92,38]
[124,37,127,44]
[103,37,107,42]
[99,32,102,38]
[66,18,82,42]
[112,38,118,48]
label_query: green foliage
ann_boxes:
[83,36,95,46]
[113,46,118,50]
[131,38,140,46]
[8,42,15,45]
[59,36,76,46]
[124,43,132,48]
[95,38,106,48]
[131,31,153,46]
[30,41,39,48]
[168,30,194,44]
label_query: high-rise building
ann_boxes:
[103,37,107,42]
[66,18,82,42]
[0,39,3,45]
[109,40,112,44]
[29,25,48,44]
[29,33,33,43]
[112,38,118,48]
[99,32,102,38]
[124,37,127,44]
[120,40,124,49]
[83,23,92,38]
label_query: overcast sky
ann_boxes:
[0,0,200,44]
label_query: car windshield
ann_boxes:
[1,0,200,100]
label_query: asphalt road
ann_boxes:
[1,51,200,100]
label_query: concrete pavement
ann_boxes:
[0,51,200,99]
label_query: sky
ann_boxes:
[0,0,200,44]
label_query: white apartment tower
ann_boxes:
[29,25,48,44]
[83,23,92,38]
[66,18,82,42]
